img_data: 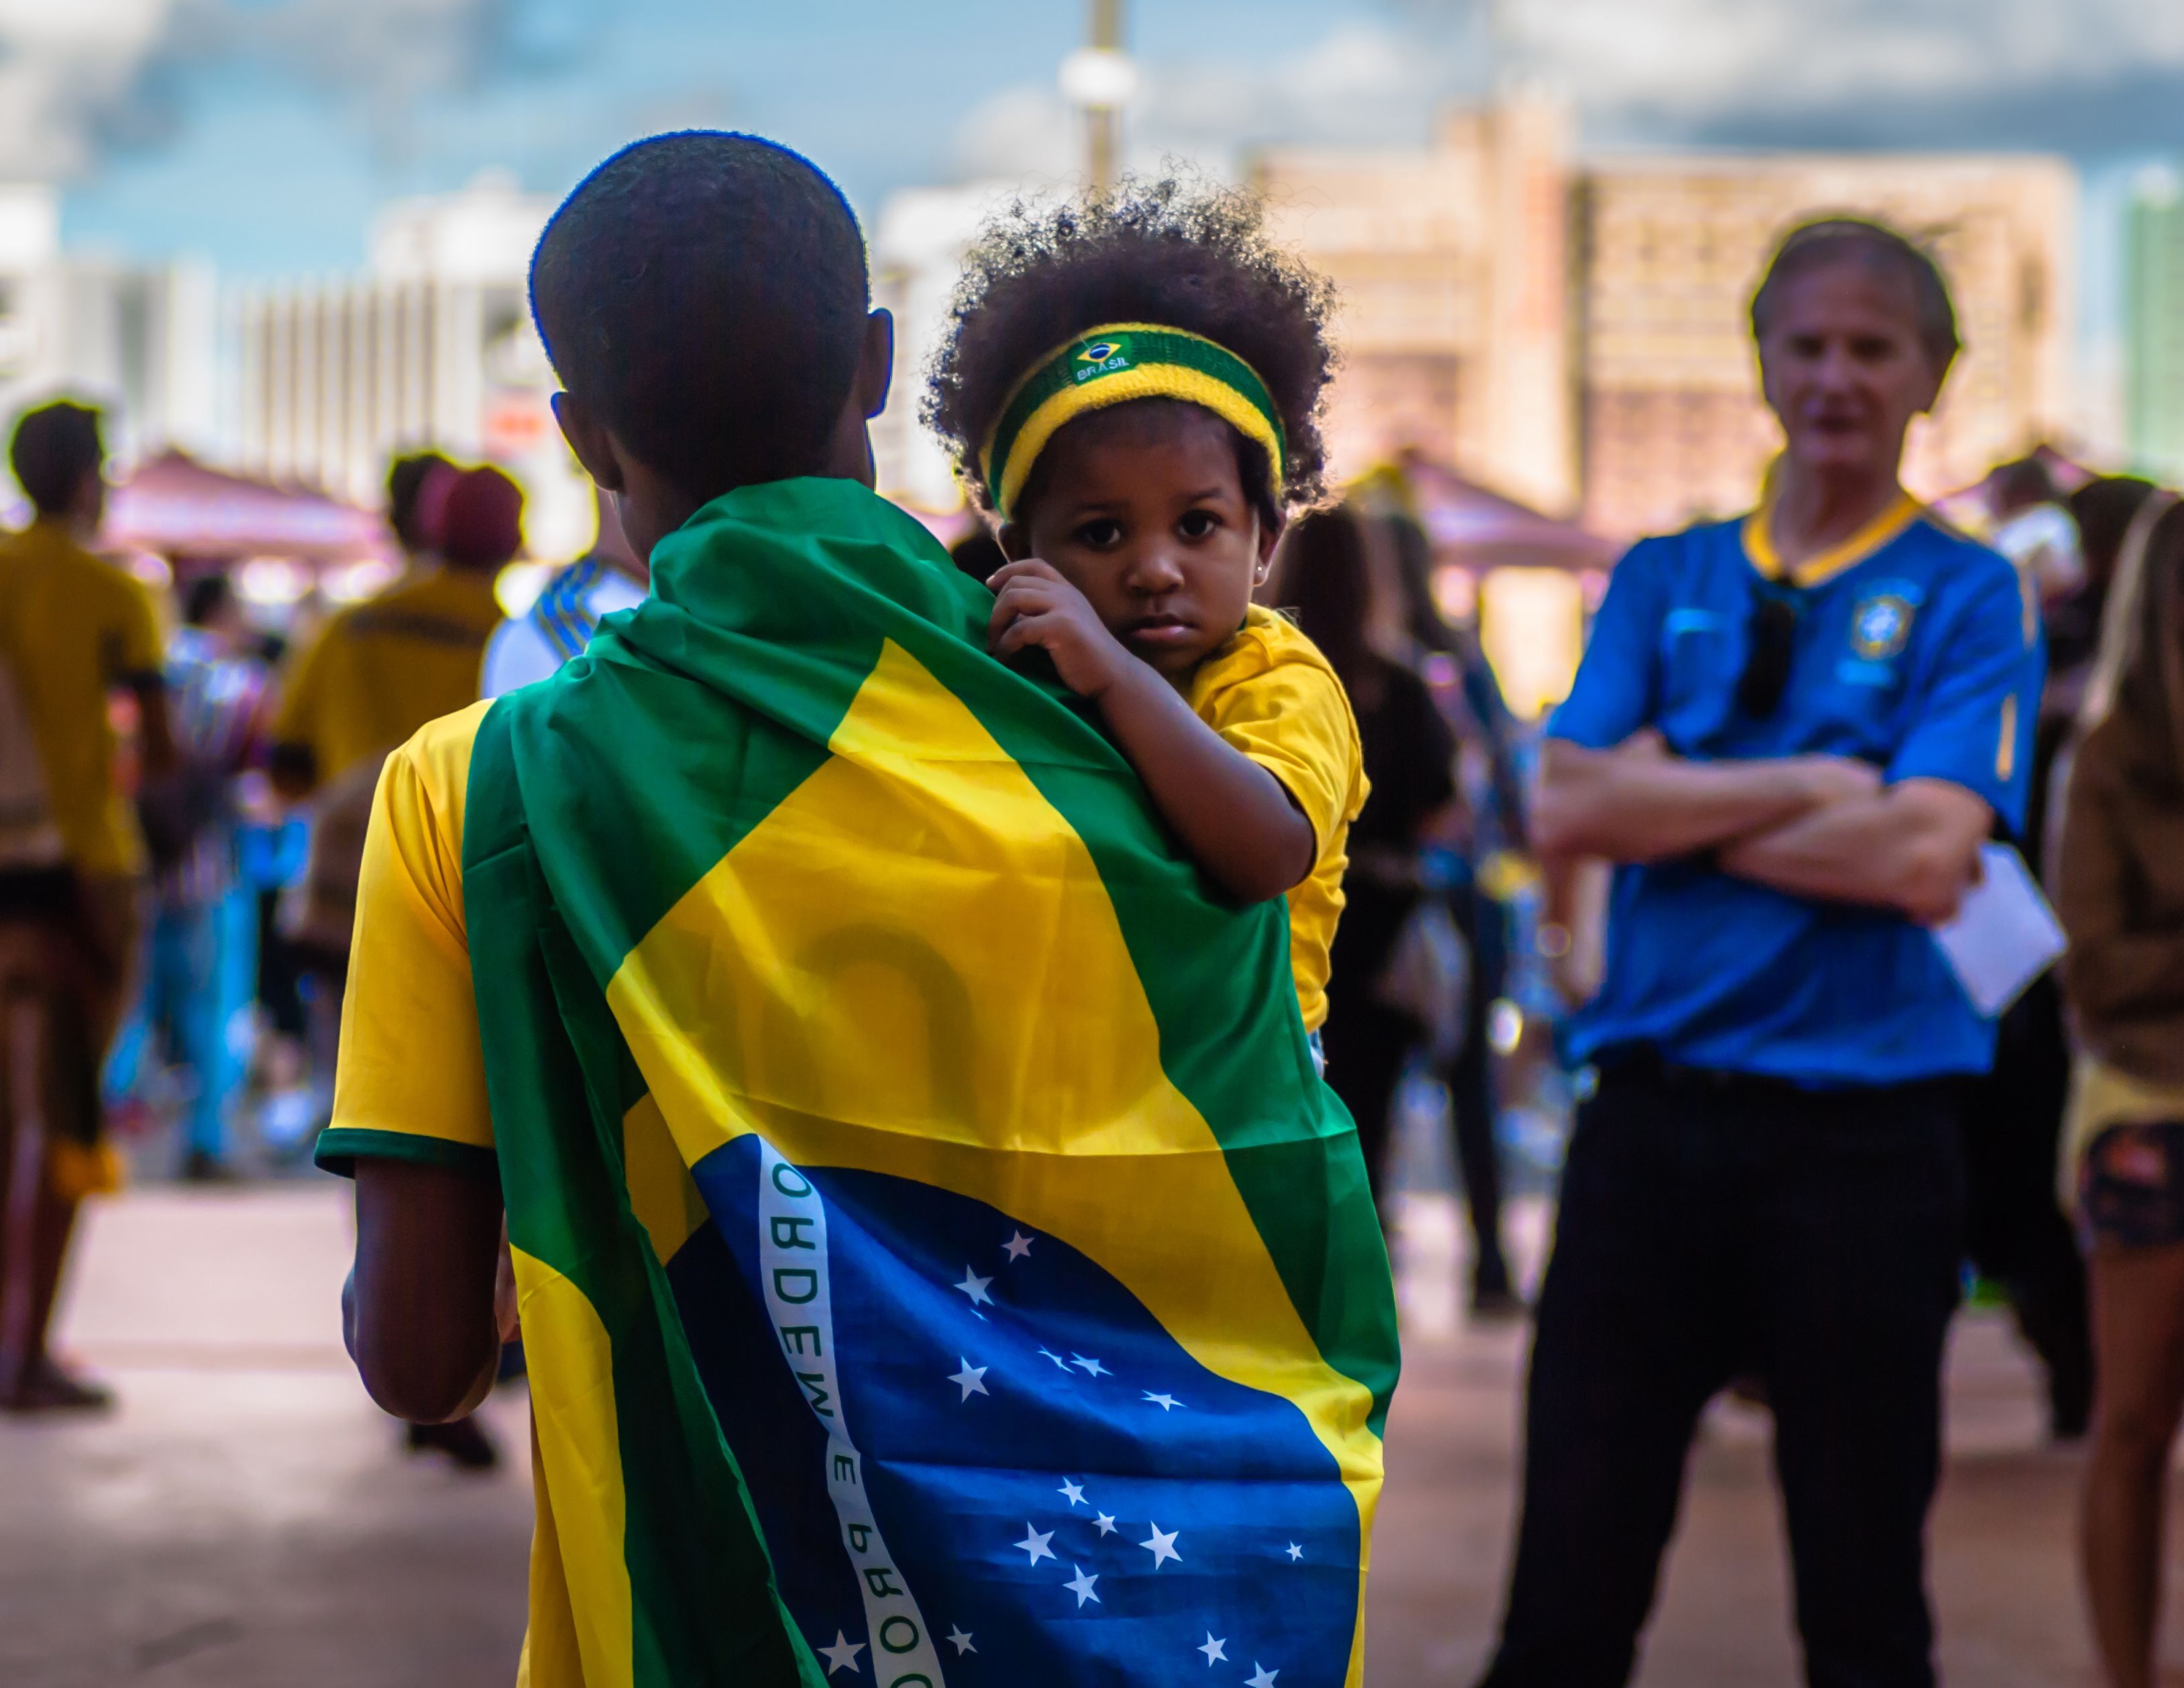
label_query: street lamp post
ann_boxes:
[1058,0,1136,195]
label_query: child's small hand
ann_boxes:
[987,558,1134,698]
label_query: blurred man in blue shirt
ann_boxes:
[1478,220,2041,1688]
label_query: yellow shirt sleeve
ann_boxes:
[1189,609,1366,859]
[109,567,163,679]
[1187,609,1368,1031]
[319,702,496,1174]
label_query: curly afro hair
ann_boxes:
[924,176,1339,526]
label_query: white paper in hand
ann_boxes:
[1930,843,2067,1018]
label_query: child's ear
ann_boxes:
[1254,511,1286,582]
[997,521,1031,563]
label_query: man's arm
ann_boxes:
[127,676,178,781]
[1532,733,1883,864]
[345,1159,504,1423]
[1717,777,1990,925]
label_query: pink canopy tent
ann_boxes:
[1392,458,1619,574]
[105,450,392,566]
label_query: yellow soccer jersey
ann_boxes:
[274,568,502,790]
[0,519,165,876]
[1186,605,1368,1031]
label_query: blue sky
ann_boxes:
[58,0,1443,275]
[32,0,2184,357]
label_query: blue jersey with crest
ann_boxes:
[1549,498,2042,1086]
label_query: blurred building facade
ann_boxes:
[1253,95,1575,517]
[233,173,592,558]
[1247,101,2075,542]
[870,182,1008,514]
[2126,164,2184,484]
[1577,154,2076,539]
[0,184,218,469]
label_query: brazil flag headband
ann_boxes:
[980,323,1288,521]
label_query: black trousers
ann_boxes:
[1322,882,1512,1294]
[1447,879,1510,1296]
[1479,1059,1965,1688]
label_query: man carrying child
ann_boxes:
[329,134,1397,1686]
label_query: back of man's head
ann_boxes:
[529,131,871,507]
[388,451,456,555]
[182,571,235,629]
[11,401,105,519]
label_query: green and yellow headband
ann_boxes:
[979,323,1287,521]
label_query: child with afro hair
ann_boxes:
[925,176,1364,1039]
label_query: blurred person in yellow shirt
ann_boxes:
[270,454,509,796]
[0,399,177,1413]
[269,457,520,1471]
[270,459,518,972]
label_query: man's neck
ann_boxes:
[31,511,94,545]
[1767,461,1906,573]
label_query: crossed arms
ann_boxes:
[1532,730,1990,926]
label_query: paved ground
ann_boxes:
[0,1184,2174,1686]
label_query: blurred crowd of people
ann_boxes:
[0,405,647,1464]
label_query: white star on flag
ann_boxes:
[1093,1512,1117,1536]
[819,1632,865,1675]
[1064,1565,1101,1607]
[1139,1523,1181,1568]
[1143,1391,1182,1410]
[1246,1665,1280,1688]
[947,1360,989,1402]
[1036,1347,1073,1372]
[955,1267,994,1307]
[1285,1542,1303,1562]
[1057,1477,1087,1508]
[946,1626,977,1656]
[1199,1634,1228,1665]
[1004,1231,1035,1261]
[1070,1354,1109,1376]
[1015,1524,1055,1566]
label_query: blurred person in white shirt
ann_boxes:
[480,486,647,698]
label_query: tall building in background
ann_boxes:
[2126,164,2184,485]
[234,172,592,558]
[0,184,217,466]
[1576,154,2077,539]
[869,182,1011,513]
[1252,93,1576,516]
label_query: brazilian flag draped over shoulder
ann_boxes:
[465,477,1399,1688]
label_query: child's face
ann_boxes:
[1006,405,1276,686]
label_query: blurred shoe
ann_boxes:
[406,1415,500,1471]
[2,1357,116,1414]
[179,1149,240,1183]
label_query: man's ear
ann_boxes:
[1916,348,1955,417]
[857,309,895,420]
[552,391,624,493]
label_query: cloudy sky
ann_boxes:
[22,0,2184,276]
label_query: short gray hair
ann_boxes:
[1749,217,1960,368]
